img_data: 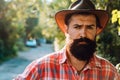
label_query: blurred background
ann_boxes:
[0,0,120,79]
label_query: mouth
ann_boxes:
[78,42,87,45]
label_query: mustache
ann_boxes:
[73,37,94,44]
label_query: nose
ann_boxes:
[79,28,87,38]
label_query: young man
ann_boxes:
[14,0,120,80]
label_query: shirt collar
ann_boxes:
[87,54,102,69]
[58,46,67,64]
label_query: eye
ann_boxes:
[87,25,95,29]
[74,26,80,29]
[74,24,81,29]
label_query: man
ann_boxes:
[14,0,120,80]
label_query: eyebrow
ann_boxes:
[73,24,96,27]
[86,24,96,27]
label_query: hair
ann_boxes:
[64,12,102,28]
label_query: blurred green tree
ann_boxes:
[0,0,42,62]
[94,0,120,65]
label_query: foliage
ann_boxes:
[0,0,17,62]
[44,0,72,45]
[0,0,42,62]
[95,0,120,65]
[111,9,120,35]
[116,63,120,73]
[111,9,120,24]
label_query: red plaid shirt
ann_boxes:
[14,48,120,80]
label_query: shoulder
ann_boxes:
[93,55,120,80]
[31,51,60,66]
[95,55,117,72]
[38,52,59,64]
[22,51,61,73]
[36,48,66,65]
[31,48,66,66]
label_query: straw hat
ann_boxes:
[55,0,109,35]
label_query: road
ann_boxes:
[0,43,54,80]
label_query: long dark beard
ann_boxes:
[70,37,96,61]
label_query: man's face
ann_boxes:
[66,14,98,61]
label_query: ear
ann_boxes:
[65,25,69,37]
[65,24,69,33]
[96,27,102,35]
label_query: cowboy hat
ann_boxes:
[55,0,109,35]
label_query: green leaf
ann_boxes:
[117,11,120,18]
[111,14,118,23]
[118,18,120,25]
[71,0,76,2]
[118,26,120,35]
[104,0,108,3]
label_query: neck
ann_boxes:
[66,48,88,73]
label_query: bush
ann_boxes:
[116,63,120,73]
[0,40,17,63]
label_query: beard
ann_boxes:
[69,37,96,61]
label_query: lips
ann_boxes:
[78,41,87,45]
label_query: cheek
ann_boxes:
[68,30,79,39]
[66,36,73,47]
[87,31,96,40]
[66,33,74,45]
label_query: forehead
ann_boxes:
[65,12,97,25]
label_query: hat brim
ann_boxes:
[55,10,109,35]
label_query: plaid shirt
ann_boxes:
[14,48,120,80]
